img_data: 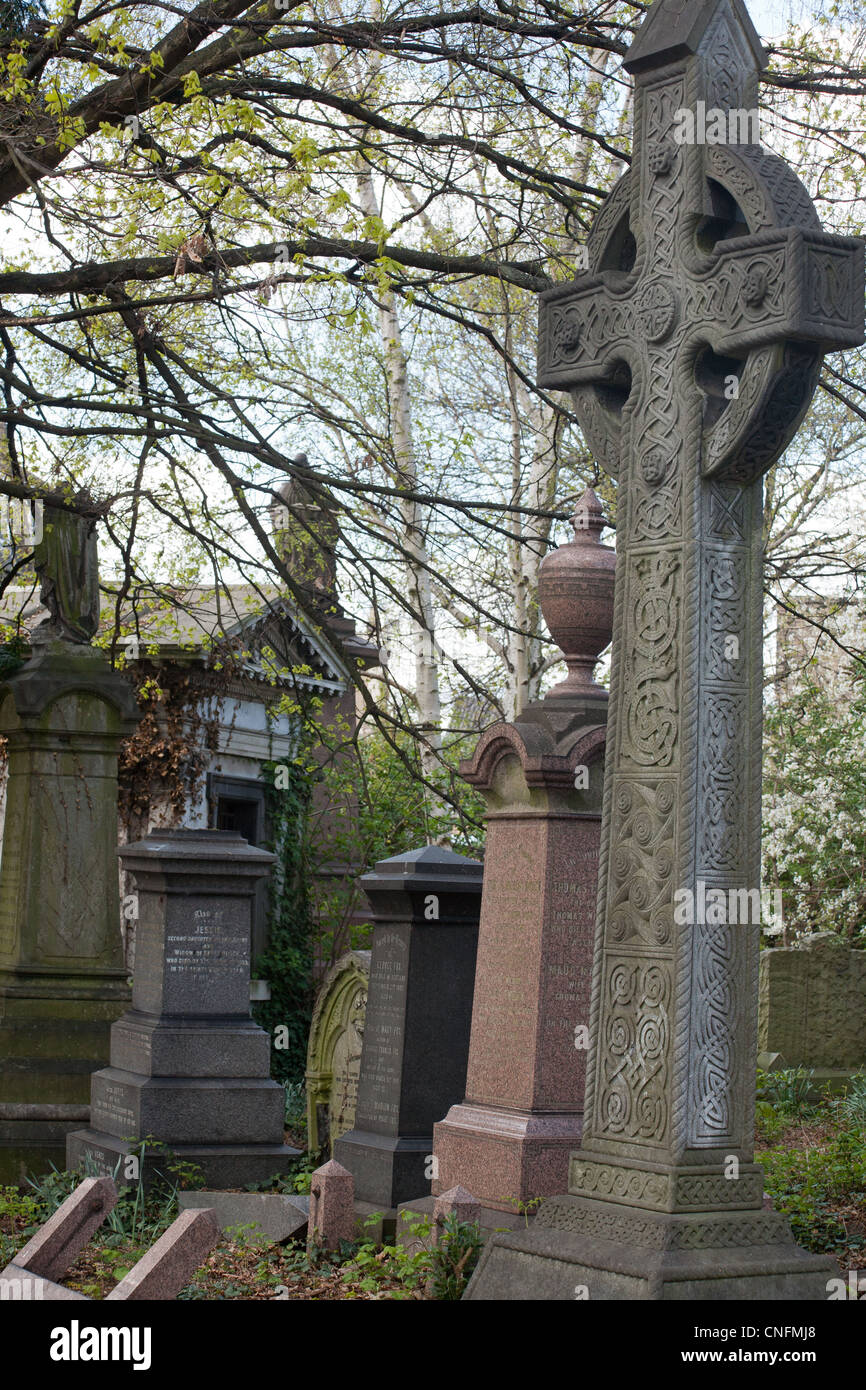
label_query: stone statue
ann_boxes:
[32,500,100,644]
[270,453,339,603]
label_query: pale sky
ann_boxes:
[748,0,822,34]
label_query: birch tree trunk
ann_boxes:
[356,164,444,791]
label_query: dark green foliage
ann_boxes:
[758,1126,866,1255]
[756,1066,817,1118]
[426,1213,483,1299]
[339,1210,483,1298]
[243,1150,321,1196]
[252,757,316,1087]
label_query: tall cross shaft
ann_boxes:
[537,1,863,1217]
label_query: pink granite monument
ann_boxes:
[431,491,614,1221]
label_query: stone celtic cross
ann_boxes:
[479,0,865,1294]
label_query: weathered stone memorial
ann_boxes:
[0,501,139,1183]
[759,932,866,1087]
[67,829,299,1187]
[334,847,481,1212]
[468,0,864,1299]
[305,949,371,1152]
[429,491,612,1224]
[0,1176,220,1301]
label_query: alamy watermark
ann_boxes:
[1,1274,46,1299]
[672,102,761,146]
[673,880,783,929]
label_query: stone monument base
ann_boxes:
[334,1130,431,1210]
[433,1103,582,1212]
[464,1194,837,1300]
[0,981,129,1184]
[66,1129,299,1191]
[397,1193,534,1243]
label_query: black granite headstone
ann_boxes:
[334,846,482,1208]
[67,830,299,1188]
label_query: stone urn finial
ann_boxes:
[537,487,615,698]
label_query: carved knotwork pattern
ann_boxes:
[631,441,682,540]
[704,552,747,682]
[609,779,676,945]
[676,1170,764,1207]
[726,344,822,484]
[627,80,685,546]
[537,1198,794,1250]
[567,1161,765,1211]
[705,143,820,233]
[700,692,745,870]
[691,245,787,336]
[570,1160,667,1207]
[635,280,678,341]
[702,5,753,111]
[648,141,676,177]
[549,305,582,362]
[585,171,631,271]
[704,346,771,470]
[621,553,680,768]
[808,246,855,322]
[572,385,621,477]
[706,482,747,542]
[597,960,671,1144]
[691,923,736,1141]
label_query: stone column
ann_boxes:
[0,639,139,1183]
[67,829,300,1188]
[334,846,482,1214]
[431,492,612,1222]
[466,0,858,1299]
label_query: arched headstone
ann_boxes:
[305,951,370,1153]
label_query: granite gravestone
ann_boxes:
[334,847,481,1211]
[1,1176,221,1301]
[467,0,863,1300]
[305,949,370,1153]
[67,829,299,1187]
[759,933,866,1086]
[0,501,139,1183]
[430,492,612,1222]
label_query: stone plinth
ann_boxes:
[759,932,866,1087]
[432,695,607,1212]
[305,949,370,1152]
[334,847,481,1209]
[67,829,299,1188]
[432,489,612,1214]
[0,640,139,1183]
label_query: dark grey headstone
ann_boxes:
[334,846,482,1208]
[67,830,299,1188]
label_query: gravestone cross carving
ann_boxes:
[466,0,864,1299]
